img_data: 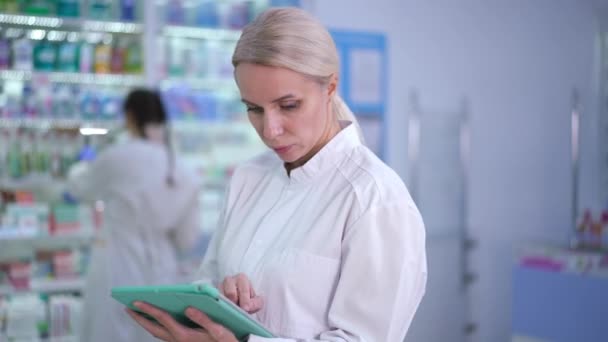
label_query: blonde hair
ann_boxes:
[232,7,364,143]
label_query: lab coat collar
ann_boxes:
[286,120,361,184]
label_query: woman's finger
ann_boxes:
[236,273,251,310]
[133,301,184,337]
[222,276,238,303]
[248,295,264,314]
[126,308,174,341]
[250,283,257,298]
[185,307,237,342]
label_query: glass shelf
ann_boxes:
[0,70,145,87]
[0,117,121,130]
[0,278,86,296]
[163,25,242,41]
[0,13,143,34]
[160,77,238,92]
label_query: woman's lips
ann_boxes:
[273,145,292,154]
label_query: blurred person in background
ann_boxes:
[66,88,203,342]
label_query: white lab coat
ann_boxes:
[67,136,202,342]
[196,121,427,341]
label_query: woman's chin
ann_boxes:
[273,145,299,162]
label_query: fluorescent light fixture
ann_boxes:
[80,127,109,135]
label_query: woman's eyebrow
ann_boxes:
[241,94,297,106]
[271,94,296,103]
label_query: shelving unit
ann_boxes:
[0,5,280,341]
[0,13,143,34]
[0,277,85,296]
[0,0,273,289]
[159,77,237,92]
[0,69,144,86]
[162,25,241,41]
[0,233,94,263]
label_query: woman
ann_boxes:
[127,8,427,342]
[67,89,203,342]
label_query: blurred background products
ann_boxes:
[0,1,269,340]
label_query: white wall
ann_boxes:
[314,1,598,341]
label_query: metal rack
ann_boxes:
[406,89,474,342]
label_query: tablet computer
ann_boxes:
[111,283,274,340]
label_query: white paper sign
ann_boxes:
[349,49,382,104]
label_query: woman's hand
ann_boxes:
[126,301,239,342]
[221,273,264,314]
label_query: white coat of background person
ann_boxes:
[126,8,427,342]
[66,89,203,342]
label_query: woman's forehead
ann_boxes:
[235,64,319,102]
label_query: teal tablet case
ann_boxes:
[111,283,274,340]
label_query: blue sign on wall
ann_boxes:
[330,30,388,159]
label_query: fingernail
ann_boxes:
[185,307,195,316]
[133,301,142,308]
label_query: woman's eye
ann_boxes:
[246,106,263,114]
[280,102,299,111]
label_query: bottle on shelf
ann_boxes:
[601,210,608,251]
[49,132,62,179]
[79,41,94,73]
[80,86,101,121]
[168,37,186,77]
[590,213,603,250]
[33,39,57,72]
[94,40,112,74]
[88,0,114,21]
[12,37,34,71]
[52,84,78,120]
[32,130,50,176]
[19,130,36,177]
[2,0,20,13]
[22,82,38,118]
[56,40,80,72]
[0,129,9,179]
[195,0,220,28]
[2,80,23,119]
[110,38,127,74]
[124,37,143,74]
[0,33,10,70]
[166,0,185,25]
[35,81,53,119]
[23,0,56,16]
[227,2,250,29]
[120,0,136,22]
[574,209,592,249]
[7,129,23,179]
[56,0,80,18]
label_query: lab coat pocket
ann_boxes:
[279,248,340,337]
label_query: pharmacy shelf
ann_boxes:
[161,77,238,92]
[0,13,143,34]
[0,69,145,87]
[31,277,85,293]
[0,233,94,263]
[0,278,85,296]
[0,117,121,130]
[0,175,66,193]
[163,25,241,41]
[0,335,78,342]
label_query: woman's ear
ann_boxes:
[327,73,338,98]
